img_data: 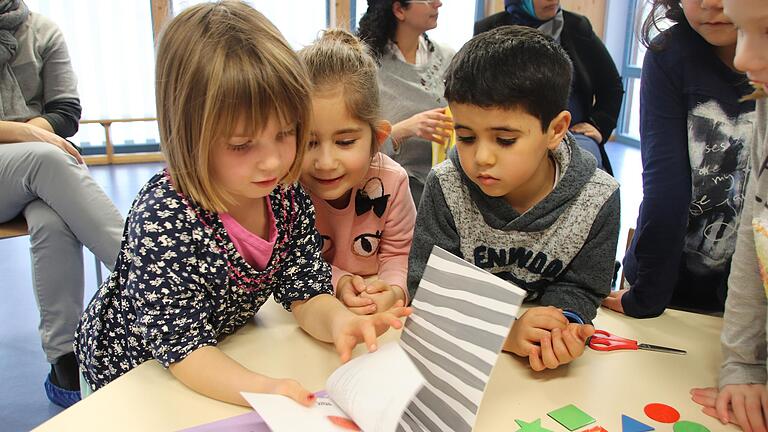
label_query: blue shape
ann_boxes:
[622,414,654,432]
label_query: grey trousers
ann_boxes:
[0,142,123,362]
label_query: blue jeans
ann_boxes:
[572,133,604,170]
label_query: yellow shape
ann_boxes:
[431,106,455,166]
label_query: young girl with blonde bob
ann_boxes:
[74,2,409,407]
[690,0,768,430]
[298,29,416,315]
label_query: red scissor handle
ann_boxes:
[589,329,638,351]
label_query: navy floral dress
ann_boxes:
[74,171,332,390]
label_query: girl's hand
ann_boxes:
[601,288,627,314]
[503,306,569,357]
[336,275,375,315]
[528,324,594,371]
[267,377,317,407]
[692,385,768,432]
[570,122,602,144]
[332,301,412,362]
[392,107,452,147]
[359,280,406,313]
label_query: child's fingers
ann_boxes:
[527,314,569,331]
[334,336,354,363]
[365,280,389,294]
[690,387,718,408]
[528,345,545,371]
[372,310,407,333]
[387,305,411,319]
[745,395,767,432]
[550,328,573,364]
[762,393,768,431]
[349,304,377,315]
[273,379,315,407]
[732,393,751,431]
[351,275,367,294]
[519,326,552,344]
[703,406,734,423]
[577,324,595,341]
[561,325,586,358]
[361,322,378,352]
[716,390,734,424]
[539,333,560,369]
[342,292,374,308]
[526,307,569,325]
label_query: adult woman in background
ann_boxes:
[0,0,122,407]
[474,0,624,173]
[357,0,454,206]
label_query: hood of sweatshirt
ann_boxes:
[448,132,597,232]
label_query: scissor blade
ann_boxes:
[638,343,687,355]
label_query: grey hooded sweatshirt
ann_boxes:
[407,134,620,322]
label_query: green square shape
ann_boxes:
[546,404,595,431]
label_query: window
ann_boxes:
[172,0,328,49]
[615,0,672,144]
[25,1,159,154]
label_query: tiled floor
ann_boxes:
[0,142,641,431]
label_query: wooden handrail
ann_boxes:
[79,117,159,164]
[80,118,157,124]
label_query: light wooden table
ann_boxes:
[35,301,737,431]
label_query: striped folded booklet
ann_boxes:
[397,246,527,432]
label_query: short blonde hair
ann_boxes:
[156,1,311,212]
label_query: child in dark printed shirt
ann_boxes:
[74,1,410,407]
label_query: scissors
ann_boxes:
[588,329,686,355]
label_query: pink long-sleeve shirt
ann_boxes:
[310,154,416,299]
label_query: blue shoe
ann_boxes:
[44,373,81,408]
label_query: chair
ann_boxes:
[0,214,104,285]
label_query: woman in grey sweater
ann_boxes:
[0,1,122,407]
[357,0,455,206]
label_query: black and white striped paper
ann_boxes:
[397,246,526,432]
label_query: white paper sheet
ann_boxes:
[327,342,425,432]
[242,342,424,432]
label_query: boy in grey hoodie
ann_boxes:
[408,26,620,371]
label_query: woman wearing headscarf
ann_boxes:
[475,0,624,173]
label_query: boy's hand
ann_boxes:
[601,289,627,314]
[528,324,594,371]
[359,280,406,313]
[337,275,375,315]
[332,301,412,362]
[692,385,768,432]
[266,377,317,407]
[503,306,569,357]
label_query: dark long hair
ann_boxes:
[356,0,434,60]
[639,0,685,50]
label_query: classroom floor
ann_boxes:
[0,142,641,431]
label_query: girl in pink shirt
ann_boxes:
[299,29,417,315]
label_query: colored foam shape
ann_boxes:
[583,427,608,432]
[644,403,681,423]
[547,404,596,431]
[622,414,655,432]
[672,420,710,432]
[514,418,554,432]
